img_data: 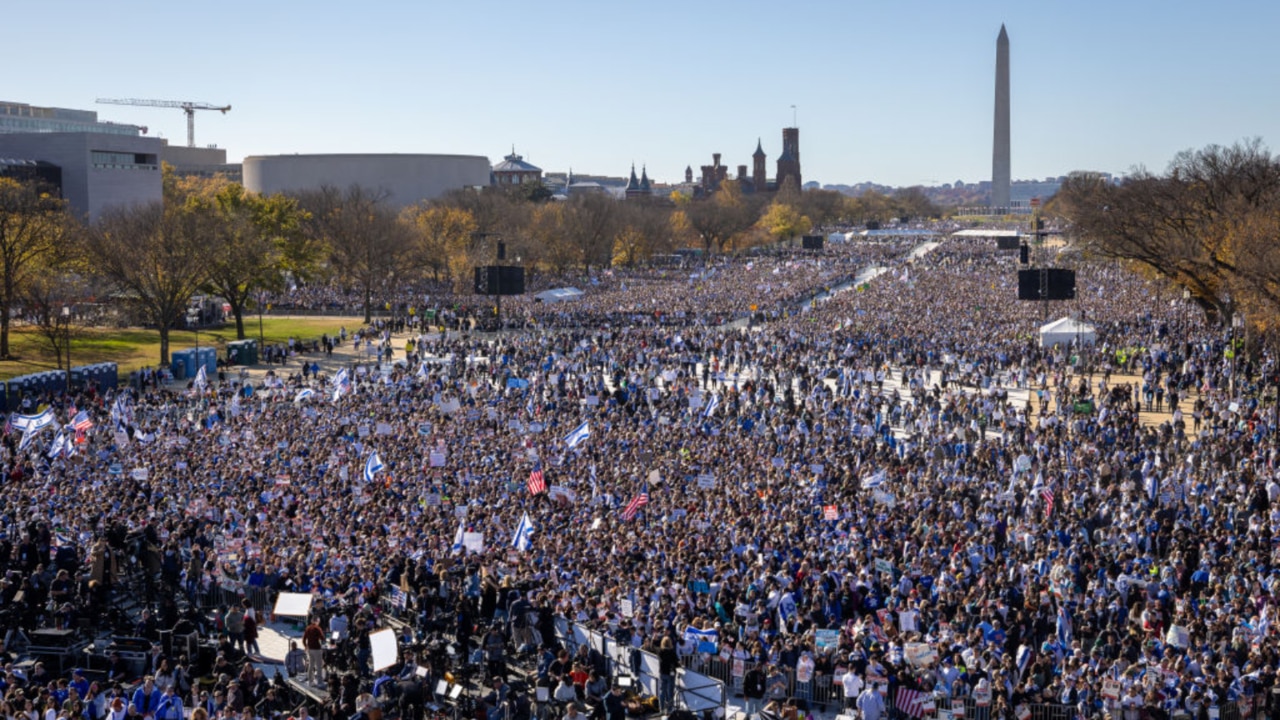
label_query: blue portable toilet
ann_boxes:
[198,346,217,375]
[98,363,119,391]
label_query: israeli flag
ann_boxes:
[12,408,54,434]
[194,365,208,391]
[777,591,798,633]
[294,388,315,403]
[331,368,351,401]
[363,451,385,482]
[46,427,68,459]
[704,394,720,418]
[682,626,719,654]
[1016,645,1033,680]
[564,421,590,449]
[229,393,242,417]
[861,469,887,490]
[1056,605,1073,645]
[512,512,535,552]
[451,521,465,555]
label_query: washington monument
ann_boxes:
[992,24,1011,209]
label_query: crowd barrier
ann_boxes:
[552,617,726,717]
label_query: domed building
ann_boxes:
[491,147,542,186]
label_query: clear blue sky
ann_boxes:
[7,0,1280,188]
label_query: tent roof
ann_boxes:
[533,287,584,302]
[952,229,1022,238]
[1039,316,1096,334]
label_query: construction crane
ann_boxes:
[95,98,231,147]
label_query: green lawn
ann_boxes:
[0,316,359,380]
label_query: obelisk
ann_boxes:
[991,24,1011,209]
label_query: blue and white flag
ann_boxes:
[363,451,385,482]
[331,368,351,401]
[861,469,887,490]
[704,394,720,418]
[294,388,315,403]
[451,521,465,555]
[229,393,242,417]
[1016,645,1033,680]
[777,591,798,633]
[193,365,208,391]
[1056,605,1073,645]
[512,512,535,552]
[564,421,590,449]
[46,427,69,459]
[682,626,719,654]
[11,408,54,434]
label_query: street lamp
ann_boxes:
[61,306,71,390]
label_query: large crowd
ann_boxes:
[0,231,1276,720]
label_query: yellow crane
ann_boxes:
[95,98,231,147]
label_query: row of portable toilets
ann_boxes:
[170,347,217,381]
[1,363,118,412]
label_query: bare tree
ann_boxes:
[0,178,71,359]
[297,185,408,323]
[86,202,215,364]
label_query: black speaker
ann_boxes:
[866,221,881,231]
[801,235,824,250]
[473,266,525,296]
[497,242,506,261]
[1020,244,1030,264]
[996,237,1020,250]
[1017,269,1076,300]
[1045,269,1076,299]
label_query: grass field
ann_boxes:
[0,316,358,381]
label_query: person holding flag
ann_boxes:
[512,512,535,552]
[364,451,385,482]
[527,462,547,495]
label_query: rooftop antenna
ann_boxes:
[790,104,797,127]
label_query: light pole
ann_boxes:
[61,306,71,390]
[258,290,266,350]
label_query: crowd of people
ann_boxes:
[0,230,1276,720]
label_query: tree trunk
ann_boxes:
[0,273,10,359]
[0,305,9,360]
[229,297,246,340]
[364,283,372,324]
[159,325,171,366]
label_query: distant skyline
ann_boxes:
[7,1,1280,188]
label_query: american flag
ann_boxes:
[527,463,547,495]
[621,489,649,521]
[1042,487,1054,518]
[894,687,929,719]
[71,410,93,433]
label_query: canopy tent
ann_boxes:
[1039,317,1096,348]
[533,287,584,303]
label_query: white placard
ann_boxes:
[273,592,314,618]
[369,628,398,672]
[462,532,485,554]
[376,422,393,436]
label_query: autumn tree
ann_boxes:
[678,180,761,254]
[297,185,408,323]
[563,194,619,271]
[0,178,71,359]
[400,204,477,284]
[758,202,812,246]
[613,202,674,267]
[189,184,315,339]
[86,202,215,364]
[1057,139,1280,337]
[21,256,89,372]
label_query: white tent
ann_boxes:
[1039,317,1096,348]
[533,287,584,303]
